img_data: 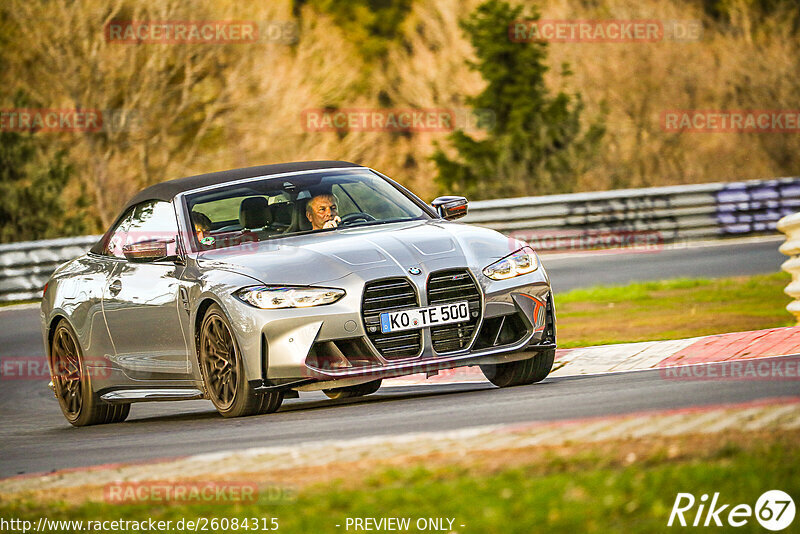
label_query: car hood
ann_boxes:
[196,220,524,286]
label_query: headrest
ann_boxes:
[271,202,293,226]
[239,197,272,230]
[297,198,311,231]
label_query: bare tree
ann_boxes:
[3,0,249,226]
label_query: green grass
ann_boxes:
[0,299,38,308]
[2,432,797,533]
[556,272,795,348]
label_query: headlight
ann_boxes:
[235,286,345,309]
[482,246,539,280]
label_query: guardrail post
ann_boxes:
[778,212,800,325]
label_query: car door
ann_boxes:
[101,200,193,379]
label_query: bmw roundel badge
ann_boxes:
[408,267,422,275]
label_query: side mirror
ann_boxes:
[431,196,468,221]
[122,239,177,262]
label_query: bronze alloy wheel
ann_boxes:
[198,304,284,417]
[52,322,84,419]
[50,320,130,426]
[200,311,240,411]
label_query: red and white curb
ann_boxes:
[385,326,800,386]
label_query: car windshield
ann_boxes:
[184,169,431,251]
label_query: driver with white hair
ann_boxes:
[306,193,341,230]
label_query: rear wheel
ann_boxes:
[323,379,382,399]
[480,348,555,388]
[198,304,283,417]
[50,320,129,426]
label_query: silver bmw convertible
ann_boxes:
[41,161,556,426]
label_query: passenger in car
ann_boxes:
[306,193,341,230]
[192,212,212,241]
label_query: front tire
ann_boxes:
[323,379,382,399]
[50,320,129,426]
[198,304,283,417]
[480,348,555,387]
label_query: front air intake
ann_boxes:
[361,278,422,359]
[426,269,482,353]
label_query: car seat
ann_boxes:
[239,197,272,230]
[270,202,293,232]
[288,197,312,233]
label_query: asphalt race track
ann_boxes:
[0,237,789,478]
[542,236,786,292]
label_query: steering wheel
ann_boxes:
[339,212,376,226]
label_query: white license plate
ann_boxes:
[380,301,470,333]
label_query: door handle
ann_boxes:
[109,279,122,296]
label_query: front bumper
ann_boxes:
[231,268,555,389]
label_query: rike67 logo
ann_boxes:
[668,490,795,530]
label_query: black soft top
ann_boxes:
[122,160,362,211]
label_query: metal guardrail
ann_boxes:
[0,235,100,302]
[778,212,800,325]
[1,177,798,302]
[463,177,800,245]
